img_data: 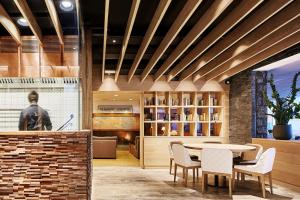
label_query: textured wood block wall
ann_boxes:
[0,131,91,200]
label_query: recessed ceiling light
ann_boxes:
[112,39,117,43]
[129,98,133,101]
[72,47,76,50]
[114,94,119,97]
[60,0,74,11]
[17,18,28,26]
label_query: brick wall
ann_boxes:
[0,131,91,199]
[229,70,267,144]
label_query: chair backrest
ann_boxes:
[242,143,263,161]
[168,141,183,157]
[202,148,233,175]
[168,144,173,157]
[172,144,193,167]
[253,148,276,174]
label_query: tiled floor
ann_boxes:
[92,167,300,200]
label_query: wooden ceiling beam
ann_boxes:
[0,4,21,45]
[201,16,300,82]
[193,2,300,81]
[175,0,292,82]
[13,0,43,45]
[153,0,233,82]
[102,0,109,81]
[215,31,300,82]
[167,0,263,82]
[127,0,171,83]
[45,0,64,45]
[114,0,141,82]
[140,0,202,83]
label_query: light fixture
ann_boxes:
[114,94,119,97]
[60,0,74,11]
[17,18,28,26]
[129,98,133,101]
[112,39,117,43]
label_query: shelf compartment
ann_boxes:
[196,92,209,106]
[170,92,182,106]
[183,122,195,136]
[209,92,223,106]
[157,107,169,121]
[144,122,156,136]
[144,92,156,106]
[157,122,169,136]
[210,122,222,136]
[144,107,156,121]
[183,107,195,121]
[209,107,222,121]
[196,107,209,121]
[170,122,182,136]
[197,122,209,136]
[183,92,196,106]
[156,91,169,106]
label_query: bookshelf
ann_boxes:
[143,91,224,137]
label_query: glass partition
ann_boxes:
[0,77,81,131]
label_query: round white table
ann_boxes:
[183,143,256,187]
[183,143,256,153]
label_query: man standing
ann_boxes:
[18,90,52,131]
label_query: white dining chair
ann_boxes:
[201,148,233,197]
[233,148,276,198]
[234,143,263,181]
[172,144,201,187]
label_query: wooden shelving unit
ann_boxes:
[143,91,224,137]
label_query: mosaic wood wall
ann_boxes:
[0,131,91,199]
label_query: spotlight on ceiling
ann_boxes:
[112,39,117,43]
[17,18,28,26]
[225,79,231,85]
[60,0,74,11]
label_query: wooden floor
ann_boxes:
[93,149,139,167]
[92,167,300,200]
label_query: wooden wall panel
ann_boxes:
[252,138,300,187]
[0,53,18,77]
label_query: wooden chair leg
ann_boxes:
[201,173,205,193]
[174,164,177,182]
[258,176,261,188]
[193,168,195,184]
[185,168,188,187]
[169,159,172,174]
[197,168,199,178]
[241,173,245,181]
[183,168,185,178]
[229,176,232,197]
[237,172,240,188]
[261,175,266,198]
[269,172,273,194]
[232,171,236,191]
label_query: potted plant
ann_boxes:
[263,72,300,140]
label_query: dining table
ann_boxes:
[183,143,256,187]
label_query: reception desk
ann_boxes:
[252,138,300,187]
[0,130,92,199]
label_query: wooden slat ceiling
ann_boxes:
[82,0,300,83]
[0,0,78,45]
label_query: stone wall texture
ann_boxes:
[229,70,268,144]
[0,131,91,200]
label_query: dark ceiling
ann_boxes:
[80,0,300,80]
[0,0,78,36]
[81,0,242,76]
